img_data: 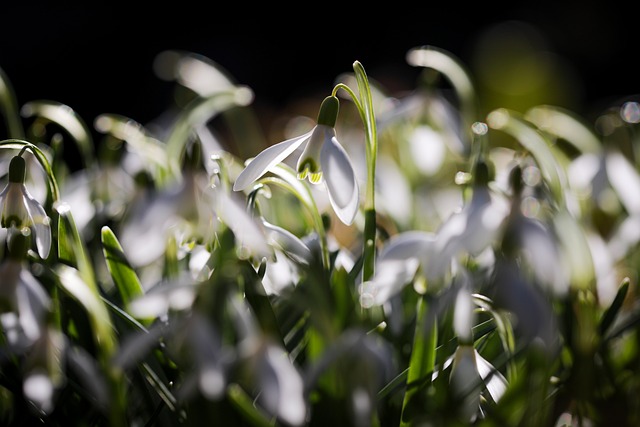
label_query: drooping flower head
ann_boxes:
[0,155,52,259]
[233,96,359,225]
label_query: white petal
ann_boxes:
[606,150,640,215]
[262,220,312,264]
[259,345,306,426]
[233,130,312,191]
[22,187,51,259]
[449,345,481,422]
[217,191,271,259]
[378,231,436,261]
[362,258,419,306]
[474,349,508,403]
[363,232,436,305]
[23,370,54,414]
[453,287,475,342]
[320,135,359,225]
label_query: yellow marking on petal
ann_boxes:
[308,172,323,184]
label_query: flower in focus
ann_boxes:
[0,155,51,259]
[233,96,360,225]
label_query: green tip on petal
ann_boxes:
[8,156,26,183]
[316,96,339,127]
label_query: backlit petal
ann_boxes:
[362,231,435,305]
[233,130,313,191]
[320,135,359,225]
[23,187,51,259]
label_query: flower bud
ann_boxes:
[316,96,339,127]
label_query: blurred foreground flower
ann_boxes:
[448,344,508,422]
[0,155,51,259]
[0,229,50,349]
[234,96,359,225]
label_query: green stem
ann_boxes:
[257,174,330,270]
[333,61,378,281]
[0,139,60,202]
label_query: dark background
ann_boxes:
[2,1,638,148]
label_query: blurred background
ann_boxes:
[2,1,637,146]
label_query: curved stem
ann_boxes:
[256,175,330,270]
[0,139,60,202]
[334,61,378,282]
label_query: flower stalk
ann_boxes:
[333,61,378,281]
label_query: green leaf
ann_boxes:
[20,99,95,167]
[0,67,25,139]
[56,265,116,360]
[400,296,438,427]
[56,202,97,292]
[487,108,567,206]
[227,383,275,427]
[600,278,630,337]
[101,226,145,307]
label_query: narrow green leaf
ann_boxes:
[20,99,95,167]
[600,278,630,337]
[56,202,97,292]
[56,265,116,359]
[226,383,275,427]
[400,296,437,427]
[101,226,144,300]
[487,108,567,206]
[0,67,25,139]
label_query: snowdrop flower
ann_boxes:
[0,155,51,259]
[359,160,509,307]
[358,231,436,307]
[259,218,313,295]
[449,344,508,423]
[0,228,51,349]
[233,96,359,225]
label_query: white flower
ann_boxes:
[449,345,508,422]
[0,230,51,349]
[233,96,359,225]
[359,231,436,307]
[0,155,51,259]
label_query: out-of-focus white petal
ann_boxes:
[320,134,359,225]
[606,149,640,215]
[376,155,413,227]
[128,276,198,318]
[518,217,569,295]
[259,345,306,426]
[262,250,300,295]
[474,349,508,403]
[23,369,54,414]
[22,186,51,259]
[16,269,51,341]
[453,286,474,342]
[215,191,271,259]
[567,153,600,197]
[262,220,312,264]
[188,313,227,400]
[409,125,447,176]
[233,130,313,191]
[361,258,420,307]
[449,345,481,422]
[361,231,435,305]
